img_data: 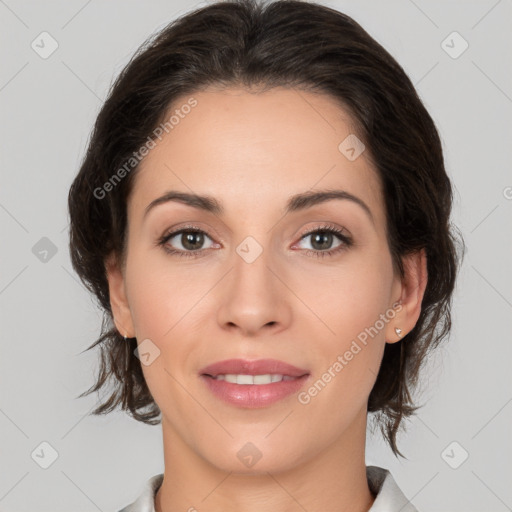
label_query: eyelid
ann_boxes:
[296,222,350,239]
[291,223,352,250]
[159,222,349,243]
[159,222,223,243]
[157,221,353,258]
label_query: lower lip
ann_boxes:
[200,375,309,408]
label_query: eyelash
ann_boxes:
[156,223,353,259]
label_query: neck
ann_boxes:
[155,407,375,512]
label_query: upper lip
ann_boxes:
[200,359,309,378]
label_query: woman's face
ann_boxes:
[108,86,415,473]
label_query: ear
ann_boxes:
[385,248,428,344]
[105,252,135,338]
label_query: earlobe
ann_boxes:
[105,252,135,338]
[386,248,428,344]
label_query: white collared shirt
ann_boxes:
[117,465,419,512]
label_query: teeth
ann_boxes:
[213,374,297,384]
[237,374,255,385]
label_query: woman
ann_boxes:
[67,0,464,510]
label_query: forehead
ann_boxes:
[129,86,385,227]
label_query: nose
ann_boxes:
[216,245,293,337]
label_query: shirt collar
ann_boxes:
[366,465,418,511]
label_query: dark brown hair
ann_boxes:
[68,0,465,457]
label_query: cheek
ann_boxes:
[126,272,171,340]
[124,246,205,338]
[125,252,204,411]
[303,259,392,339]
[297,266,390,419]
[296,255,392,397]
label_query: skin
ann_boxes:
[106,86,427,512]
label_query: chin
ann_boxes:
[197,437,310,476]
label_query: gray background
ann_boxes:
[1,0,511,511]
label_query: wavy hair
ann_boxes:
[68,0,465,457]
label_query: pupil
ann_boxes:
[182,231,203,250]
[312,232,332,250]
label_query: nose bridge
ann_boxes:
[216,234,291,334]
[233,237,275,294]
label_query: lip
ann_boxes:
[199,358,309,378]
[199,358,310,408]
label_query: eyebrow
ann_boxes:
[143,188,375,225]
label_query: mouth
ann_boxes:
[206,373,298,384]
[199,358,310,408]
[199,358,309,378]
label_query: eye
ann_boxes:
[156,223,353,259]
[157,225,217,258]
[293,224,353,258]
